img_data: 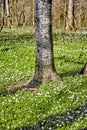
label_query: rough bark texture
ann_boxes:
[66,0,74,30]
[33,0,59,85]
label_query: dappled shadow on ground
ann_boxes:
[55,56,84,65]
[60,63,87,78]
[0,68,84,96]
[20,102,87,130]
[60,70,81,78]
[81,128,87,130]
[0,79,41,96]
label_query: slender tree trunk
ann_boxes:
[79,1,82,29]
[33,1,35,27]
[31,0,59,85]
[64,0,67,28]
[5,0,11,27]
[5,0,9,16]
[0,1,5,31]
[66,0,74,30]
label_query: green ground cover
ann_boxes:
[0,28,87,130]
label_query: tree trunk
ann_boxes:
[0,1,5,31]
[64,0,67,28]
[78,1,82,29]
[31,0,59,85]
[66,0,74,30]
[5,0,11,28]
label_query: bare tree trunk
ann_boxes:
[5,0,11,28]
[78,1,82,29]
[0,3,4,31]
[64,0,67,28]
[29,0,60,86]
[66,0,74,30]
[32,1,35,27]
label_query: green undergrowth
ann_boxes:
[0,28,87,130]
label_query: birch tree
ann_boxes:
[5,0,11,27]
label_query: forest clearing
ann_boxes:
[0,0,87,129]
[0,28,87,130]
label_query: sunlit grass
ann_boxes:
[0,28,87,130]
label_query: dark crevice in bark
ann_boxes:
[22,77,41,89]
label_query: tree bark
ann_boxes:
[31,0,59,86]
[0,1,4,31]
[66,0,74,30]
[64,0,67,28]
[78,1,82,29]
[5,0,11,28]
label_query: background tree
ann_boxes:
[66,0,74,30]
[0,0,87,30]
[5,0,11,27]
[0,0,5,31]
[64,0,67,28]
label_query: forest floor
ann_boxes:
[0,28,87,130]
